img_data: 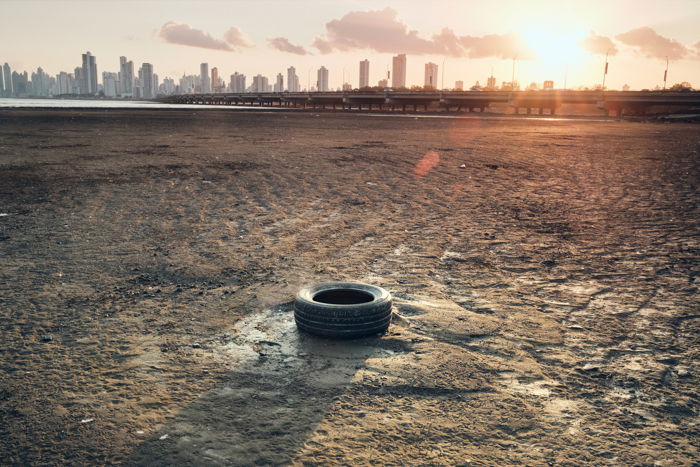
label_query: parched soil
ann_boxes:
[0,109,698,466]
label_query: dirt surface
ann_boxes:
[0,109,698,466]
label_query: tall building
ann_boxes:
[140,63,154,99]
[274,73,284,92]
[455,80,464,91]
[424,62,438,88]
[359,59,370,88]
[251,74,269,93]
[230,72,246,93]
[56,72,73,95]
[179,73,197,94]
[287,66,299,92]
[119,56,134,96]
[160,77,175,95]
[391,54,406,89]
[102,72,118,97]
[81,51,97,95]
[31,67,51,96]
[200,63,211,93]
[3,63,13,97]
[0,64,5,96]
[316,66,329,92]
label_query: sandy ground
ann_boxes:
[0,109,698,466]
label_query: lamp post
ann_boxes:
[602,48,610,91]
[441,57,446,90]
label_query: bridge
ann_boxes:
[158,90,700,117]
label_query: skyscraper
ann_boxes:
[140,63,154,99]
[102,72,118,97]
[200,63,211,93]
[251,74,269,92]
[287,66,300,92]
[424,62,438,88]
[317,66,329,92]
[211,67,219,92]
[392,54,406,89]
[81,51,97,95]
[274,73,284,92]
[359,59,370,88]
[230,72,246,93]
[57,72,73,95]
[119,56,134,97]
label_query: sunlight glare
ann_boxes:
[520,27,586,65]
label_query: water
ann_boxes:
[0,97,280,111]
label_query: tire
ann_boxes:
[294,282,392,338]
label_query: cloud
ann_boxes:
[312,8,529,59]
[616,27,687,60]
[224,27,254,49]
[694,41,700,59]
[460,33,531,59]
[159,22,253,51]
[160,22,233,51]
[314,8,438,54]
[580,33,618,56]
[268,37,309,55]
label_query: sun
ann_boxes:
[520,27,586,65]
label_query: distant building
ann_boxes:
[392,54,406,88]
[230,72,246,93]
[455,80,464,91]
[31,67,51,96]
[81,51,98,95]
[179,73,198,94]
[0,64,6,96]
[3,63,13,97]
[140,63,154,99]
[359,59,370,88]
[274,73,284,92]
[251,74,269,93]
[211,67,219,92]
[378,78,388,88]
[287,66,299,92]
[486,75,497,90]
[317,66,329,92]
[342,82,352,91]
[102,72,119,97]
[200,63,211,93]
[119,56,134,97]
[424,62,438,88]
[56,71,73,95]
[160,77,175,95]
[543,80,554,90]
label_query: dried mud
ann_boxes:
[0,109,698,466]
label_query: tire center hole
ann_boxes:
[313,289,374,305]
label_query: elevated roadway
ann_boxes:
[159,90,700,116]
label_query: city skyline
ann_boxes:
[1,0,700,93]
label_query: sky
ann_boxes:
[1,0,699,91]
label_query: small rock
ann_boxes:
[580,363,601,372]
[80,418,94,424]
[676,366,690,377]
[159,434,169,440]
[459,164,466,168]
[191,343,202,349]
[42,335,53,342]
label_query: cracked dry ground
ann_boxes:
[0,109,698,466]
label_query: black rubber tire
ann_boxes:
[294,282,392,338]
